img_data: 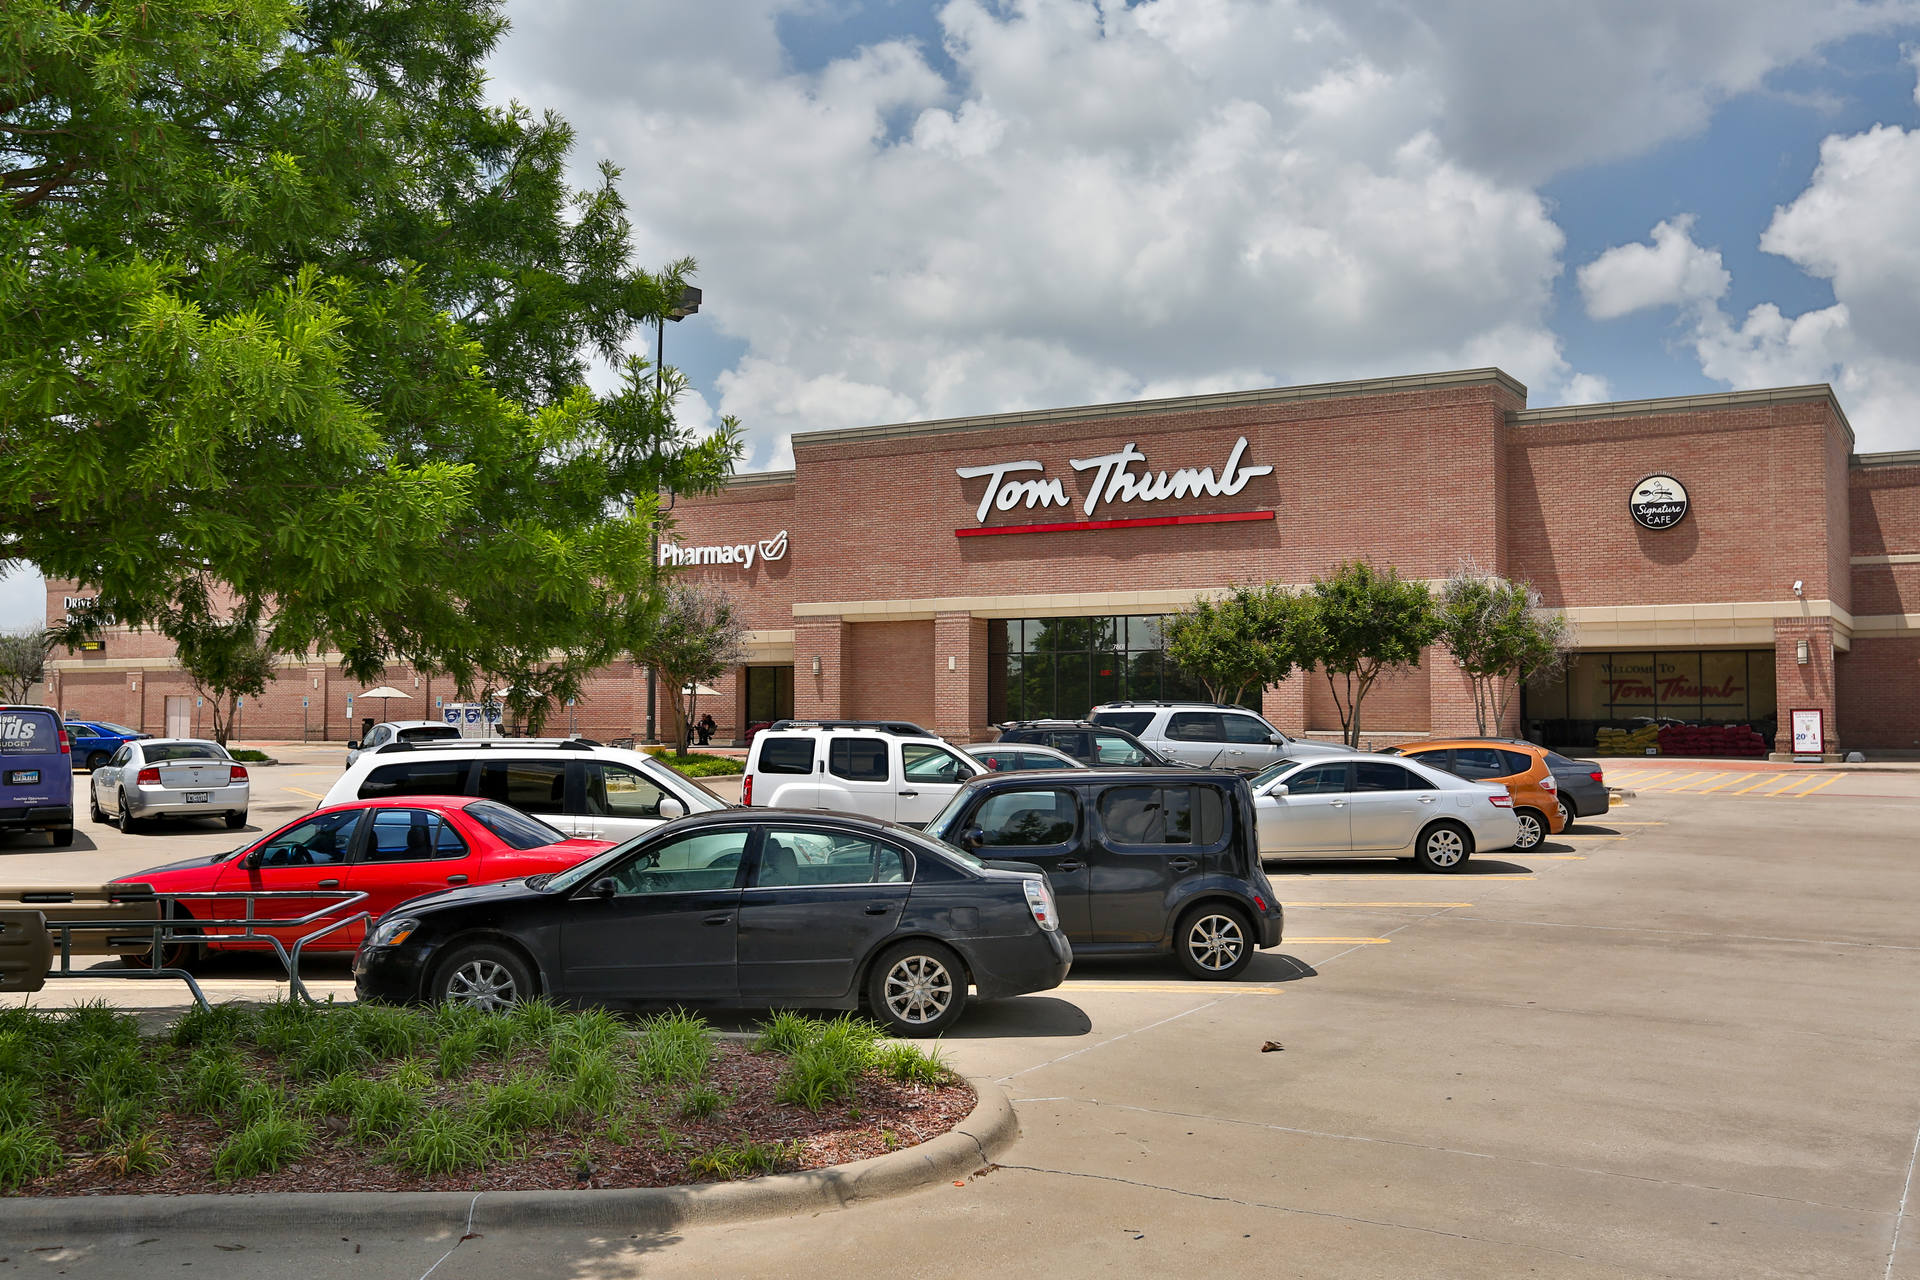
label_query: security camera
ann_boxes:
[1792,580,1804,596]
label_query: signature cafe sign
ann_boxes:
[955,437,1273,524]
[1629,474,1689,530]
[659,529,788,570]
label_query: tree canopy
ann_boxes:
[1296,561,1441,747]
[1162,584,1304,708]
[1437,566,1573,736]
[625,583,745,756]
[1,0,739,694]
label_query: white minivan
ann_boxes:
[319,739,730,843]
[743,721,985,826]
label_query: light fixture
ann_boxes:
[312,676,319,689]
[1793,579,1804,597]
[948,655,957,672]
[1796,639,1810,665]
[129,680,138,691]
[811,655,822,676]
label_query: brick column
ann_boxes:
[1771,618,1841,760]
[1427,646,1481,738]
[933,612,989,742]
[794,618,849,722]
[1263,674,1308,735]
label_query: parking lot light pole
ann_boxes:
[646,284,702,745]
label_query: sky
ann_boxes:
[8,0,1920,628]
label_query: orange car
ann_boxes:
[1385,740,1564,851]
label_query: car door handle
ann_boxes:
[1417,795,1437,804]
[446,874,469,885]
[864,903,889,915]
[898,790,918,797]
[1056,860,1083,872]
[702,913,733,926]
[316,878,340,889]
[1168,857,1197,873]
[1330,800,1346,807]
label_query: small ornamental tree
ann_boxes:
[1296,561,1441,748]
[174,617,279,747]
[626,583,745,756]
[1437,566,1575,735]
[0,628,48,703]
[1162,584,1304,708]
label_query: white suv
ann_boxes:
[319,738,729,843]
[1089,701,1345,770]
[744,721,986,826]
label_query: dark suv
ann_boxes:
[924,768,1283,980]
[995,720,1183,769]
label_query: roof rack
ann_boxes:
[1097,701,1245,710]
[767,719,939,739]
[372,737,598,755]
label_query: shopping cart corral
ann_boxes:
[0,884,372,1009]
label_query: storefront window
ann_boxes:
[1524,650,1776,748]
[988,614,1216,722]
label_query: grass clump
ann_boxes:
[471,1072,558,1135]
[100,1129,170,1178]
[342,1004,424,1059]
[0,1123,64,1190]
[505,996,564,1041]
[292,1021,367,1082]
[677,1084,726,1121]
[751,1010,813,1057]
[0,1075,42,1129]
[167,1002,254,1050]
[389,1111,496,1176]
[875,1041,954,1088]
[249,998,320,1056]
[311,1075,421,1144]
[435,1029,480,1079]
[232,1081,289,1127]
[560,1050,624,1121]
[632,1009,712,1086]
[175,1048,248,1117]
[687,1138,788,1180]
[773,1016,882,1113]
[212,1110,312,1182]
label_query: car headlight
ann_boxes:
[369,916,422,948]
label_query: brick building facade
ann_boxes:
[45,368,1920,757]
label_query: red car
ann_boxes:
[114,796,613,960]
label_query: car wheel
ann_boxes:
[89,789,105,824]
[49,828,73,848]
[116,791,142,834]
[86,750,108,771]
[1556,797,1575,833]
[433,942,534,1012]
[1512,809,1547,851]
[1414,821,1473,873]
[225,811,247,830]
[1174,903,1255,980]
[121,907,203,971]
[866,939,968,1037]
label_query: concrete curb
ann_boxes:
[0,1076,1016,1237]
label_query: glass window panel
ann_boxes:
[987,620,1011,656]
[1160,653,1210,703]
[1091,652,1124,708]
[475,761,568,815]
[607,829,749,895]
[585,762,671,817]
[989,651,1012,724]
[1023,619,1057,654]
[1747,650,1776,719]
[757,830,907,886]
[1564,654,1609,721]
[1099,785,1192,845]
[1353,761,1414,792]
[1700,652,1752,719]
[828,739,889,781]
[365,810,468,863]
[757,737,816,776]
[1022,652,1054,721]
[1057,653,1091,721]
[1524,664,1569,719]
[973,789,1078,847]
[1044,617,1091,651]
[1219,714,1273,744]
[257,810,363,868]
[1654,652,1701,720]
[1284,764,1349,795]
[1126,650,1161,701]
[1124,616,1163,650]
[902,742,970,784]
[1088,617,1119,650]
[1602,653,1657,716]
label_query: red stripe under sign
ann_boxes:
[955,510,1275,538]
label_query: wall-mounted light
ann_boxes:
[1796,639,1810,665]
[811,656,822,676]
[129,680,138,691]
[947,655,957,672]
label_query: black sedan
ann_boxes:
[354,809,1072,1036]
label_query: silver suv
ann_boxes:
[1088,701,1344,770]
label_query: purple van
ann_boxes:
[0,706,74,846]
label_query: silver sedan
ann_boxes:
[90,738,250,833]
[1251,751,1520,872]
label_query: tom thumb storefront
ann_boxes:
[45,369,1920,759]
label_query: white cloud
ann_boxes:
[1577,216,1731,320]
[0,564,46,633]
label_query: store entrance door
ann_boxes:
[745,665,794,737]
[165,697,190,738]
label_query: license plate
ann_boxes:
[183,792,211,804]
[5,770,38,785]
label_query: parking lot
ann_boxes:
[5,757,1919,1279]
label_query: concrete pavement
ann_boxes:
[3,776,1918,1278]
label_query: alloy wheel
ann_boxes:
[444,958,520,1011]
[1514,812,1544,851]
[1186,913,1246,972]
[882,954,954,1026]
[1424,828,1467,867]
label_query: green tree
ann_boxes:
[169,604,279,747]
[0,628,48,703]
[1,0,739,695]
[625,583,745,757]
[1295,561,1441,748]
[1437,566,1575,736]
[1162,585,1304,708]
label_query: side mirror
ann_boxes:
[657,797,686,821]
[1268,784,1289,798]
[345,740,359,751]
[240,849,263,870]
[588,877,617,899]
[1267,732,1288,746]
[960,826,986,852]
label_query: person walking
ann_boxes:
[696,713,717,747]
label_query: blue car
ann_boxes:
[0,705,74,846]
[63,718,148,772]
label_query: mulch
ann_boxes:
[13,1043,975,1197]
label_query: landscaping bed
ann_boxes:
[0,1001,971,1197]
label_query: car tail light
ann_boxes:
[229,765,249,783]
[742,774,753,806]
[1022,877,1059,932]
[1589,770,1604,783]
[1488,793,1513,808]
[57,728,70,756]
[136,766,160,785]
[1539,772,1557,792]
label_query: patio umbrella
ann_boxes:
[359,685,412,720]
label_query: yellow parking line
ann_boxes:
[1528,855,1587,860]
[1792,773,1845,798]
[1283,937,1391,944]
[1287,902,1473,908]
[1642,771,1703,790]
[1609,821,1667,825]
[283,786,325,801]
[1760,774,1807,796]
[1670,772,1736,792]
[1695,773,1747,793]
[1060,982,1292,995]
[1728,773,1781,794]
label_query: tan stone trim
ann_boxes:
[1852,613,1920,637]
[791,368,1527,450]
[1850,553,1920,565]
[1511,383,1852,445]
[1853,448,1920,469]
[741,629,795,663]
[1550,600,1855,651]
[722,470,797,490]
[792,588,1236,623]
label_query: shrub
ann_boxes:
[229,749,270,763]
[212,1111,313,1182]
[751,1010,813,1057]
[0,1123,63,1191]
[389,1111,495,1175]
[687,1138,787,1180]
[390,1057,433,1093]
[632,1009,712,1086]
[168,1002,254,1050]
[175,1049,247,1117]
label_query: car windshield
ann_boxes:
[465,800,567,850]
[143,741,230,763]
[397,726,460,742]
[630,753,729,812]
[1249,758,1305,790]
[921,788,974,844]
[94,722,140,736]
[538,831,659,893]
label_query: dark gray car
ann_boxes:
[1473,738,1609,829]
